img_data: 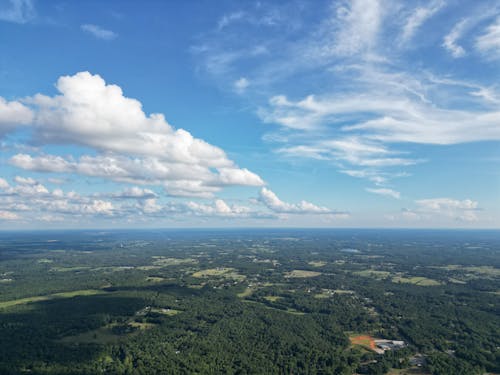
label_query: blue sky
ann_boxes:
[0,0,499,229]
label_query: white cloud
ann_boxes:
[412,198,480,222]
[263,82,500,147]
[81,24,118,40]
[277,138,419,168]
[186,199,249,217]
[0,0,35,24]
[112,187,157,199]
[14,176,37,185]
[327,0,383,56]
[401,0,444,43]
[259,187,334,214]
[0,97,33,135]
[4,72,264,198]
[0,178,9,189]
[0,210,19,220]
[366,187,400,199]
[81,200,114,215]
[443,19,467,58]
[218,11,245,30]
[416,197,478,211]
[234,77,250,93]
[476,16,500,58]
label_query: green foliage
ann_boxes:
[0,229,498,374]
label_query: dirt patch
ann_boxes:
[350,335,376,350]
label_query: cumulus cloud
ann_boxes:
[0,176,281,223]
[81,24,118,40]
[0,179,116,219]
[258,187,335,214]
[405,198,481,222]
[0,210,19,220]
[0,178,10,189]
[186,199,253,217]
[112,187,157,199]
[13,176,37,185]
[0,97,33,135]
[3,72,264,197]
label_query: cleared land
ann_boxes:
[308,261,327,267]
[149,307,181,316]
[152,257,198,267]
[349,334,376,351]
[263,296,281,302]
[192,268,245,281]
[353,269,391,279]
[285,270,322,278]
[0,289,106,310]
[314,289,354,298]
[392,276,442,286]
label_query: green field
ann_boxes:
[392,276,442,286]
[0,289,106,309]
[353,269,391,279]
[308,261,327,267]
[285,270,322,278]
[192,267,245,280]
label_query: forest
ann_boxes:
[0,229,498,374]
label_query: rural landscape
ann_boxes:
[0,229,498,374]
[1,0,500,374]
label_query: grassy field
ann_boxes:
[285,270,322,278]
[263,296,281,302]
[314,292,331,299]
[59,320,157,345]
[392,276,442,286]
[192,267,245,280]
[308,261,327,267]
[149,307,181,316]
[0,289,106,309]
[439,265,500,277]
[50,266,92,272]
[152,257,198,267]
[145,276,167,283]
[237,287,255,298]
[353,269,391,279]
[315,289,355,298]
[242,300,305,315]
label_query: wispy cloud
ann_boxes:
[325,0,383,56]
[443,19,467,58]
[476,16,500,59]
[81,24,118,40]
[0,0,35,24]
[366,187,401,199]
[401,0,444,43]
[217,11,245,30]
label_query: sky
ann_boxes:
[0,0,499,229]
